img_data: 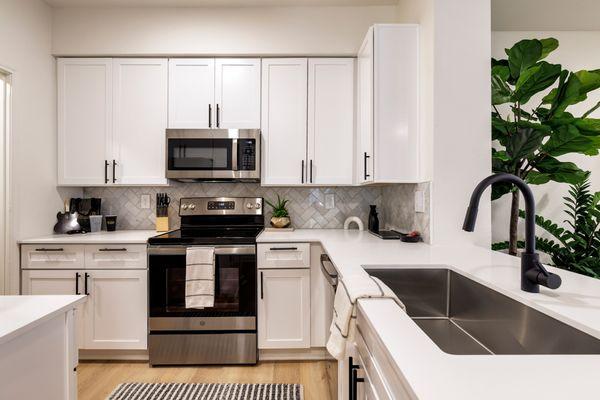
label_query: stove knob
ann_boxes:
[246,202,254,209]
[255,202,261,209]
[181,204,188,210]
[189,204,196,210]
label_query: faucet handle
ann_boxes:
[526,260,562,290]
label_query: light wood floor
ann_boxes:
[78,361,337,400]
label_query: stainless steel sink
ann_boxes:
[367,268,600,355]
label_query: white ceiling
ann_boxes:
[492,0,600,31]
[45,0,397,7]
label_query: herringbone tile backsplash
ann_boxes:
[84,182,385,231]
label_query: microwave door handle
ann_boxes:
[231,139,238,171]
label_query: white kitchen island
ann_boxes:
[0,295,86,400]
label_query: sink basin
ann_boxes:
[366,268,600,355]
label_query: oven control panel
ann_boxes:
[179,197,263,216]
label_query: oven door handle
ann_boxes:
[147,245,256,256]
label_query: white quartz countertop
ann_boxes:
[257,229,600,399]
[0,295,86,345]
[19,230,158,244]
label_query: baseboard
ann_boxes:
[259,347,334,361]
[79,349,149,361]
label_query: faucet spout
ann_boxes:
[462,173,561,293]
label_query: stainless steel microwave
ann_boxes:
[166,129,260,182]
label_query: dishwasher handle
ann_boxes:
[320,254,338,289]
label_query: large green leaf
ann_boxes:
[551,70,600,116]
[492,116,512,145]
[542,125,600,156]
[491,182,513,200]
[492,74,512,105]
[506,127,545,160]
[512,61,561,104]
[506,39,544,80]
[574,118,600,136]
[526,171,551,185]
[534,156,587,184]
[540,38,559,59]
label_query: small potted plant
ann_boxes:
[265,195,291,228]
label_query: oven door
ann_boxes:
[166,129,260,180]
[148,245,257,331]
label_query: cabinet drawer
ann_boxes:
[257,243,310,269]
[84,245,147,269]
[21,245,84,269]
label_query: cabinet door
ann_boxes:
[112,59,168,185]
[84,269,147,350]
[258,268,310,349]
[21,269,86,347]
[168,58,215,129]
[57,58,112,185]
[357,29,374,184]
[261,59,308,185]
[307,58,355,185]
[215,58,261,129]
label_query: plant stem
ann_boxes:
[509,190,520,256]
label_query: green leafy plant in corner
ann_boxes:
[491,37,600,255]
[265,195,290,218]
[493,173,600,278]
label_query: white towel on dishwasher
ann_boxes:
[326,274,405,360]
[185,247,215,309]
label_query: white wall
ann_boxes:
[396,0,492,246]
[0,0,80,294]
[492,31,600,245]
[51,5,398,56]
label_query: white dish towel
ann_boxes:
[185,247,215,309]
[326,274,405,360]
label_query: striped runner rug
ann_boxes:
[107,383,304,400]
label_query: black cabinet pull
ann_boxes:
[216,104,220,128]
[35,248,64,252]
[310,160,313,183]
[84,273,90,296]
[208,104,212,128]
[260,271,264,299]
[98,248,127,252]
[112,160,117,183]
[104,160,109,184]
[363,152,370,180]
[269,247,298,251]
[349,357,363,400]
[301,160,305,184]
[75,272,80,295]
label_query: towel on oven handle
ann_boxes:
[185,247,215,309]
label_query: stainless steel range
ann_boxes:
[147,197,264,366]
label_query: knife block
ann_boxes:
[156,216,169,232]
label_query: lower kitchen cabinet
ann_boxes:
[258,268,311,349]
[21,268,147,350]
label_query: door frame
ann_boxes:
[0,66,13,295]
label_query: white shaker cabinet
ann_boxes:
[215,58,261,129]
[168,58,215,129]
[112,58,168,185]
[168,58,261,129]
[258,268,311,349]
[57,58,113,186]
[57,58,168,186]
[357,24,420,184]
[83,269,147,350]
[307,58,355,185]
[261,58,308,185]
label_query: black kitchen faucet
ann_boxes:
[462,173,562,293]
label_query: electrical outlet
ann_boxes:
[414,190,425,213]
[140,194,151,209]
[325,194,335,209]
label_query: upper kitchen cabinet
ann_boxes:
[307,58,355,185]
[57,58,113,186]
[357,24,420,184]
[262,58,355,186]
[168,59,215,129]
[261,58,308,185]
[168,58,261,129]
[112,59,168,185]
[57,58,168,186]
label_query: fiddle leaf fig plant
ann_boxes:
[491,37,600,255]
